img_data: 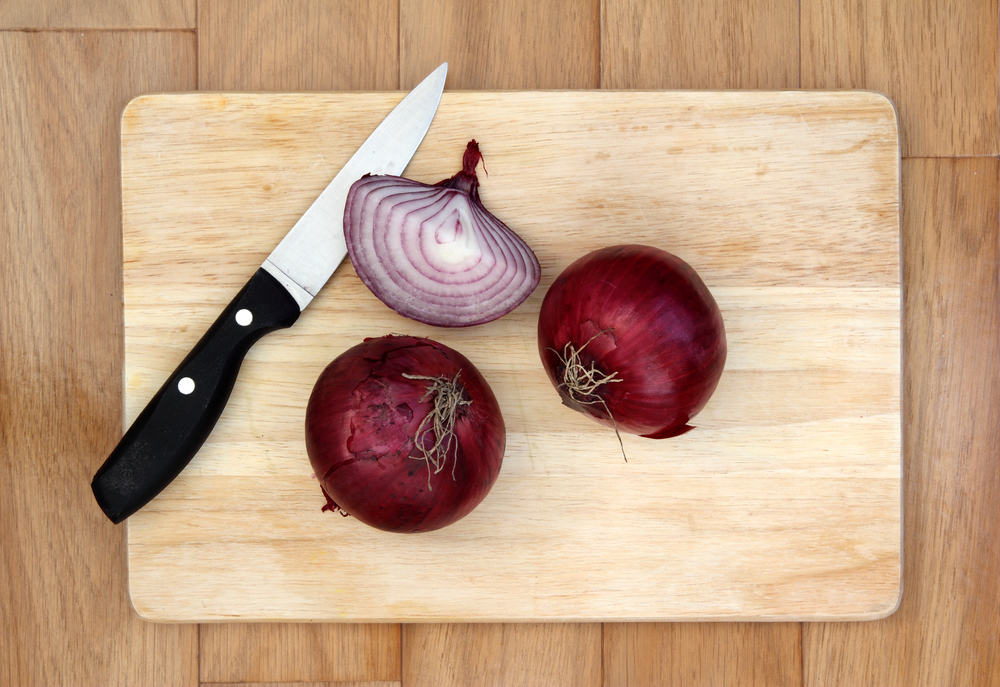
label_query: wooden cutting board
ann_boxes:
[121,90,901,622]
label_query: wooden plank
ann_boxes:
[803,158,1000,685]
[604,623,802,686]
[401,624,602,687]
[197,0,398,91]
[0,0,194,28]
[588,2,803,682]
[202,683,398,687]
[0,30,197,687]
[601,0,799,89]
[120,89,901,623]
[398,10,600,684]
[399,0,599,89]
[801,0,1000,157]
[199,624,400,683]
[194,4,402,684]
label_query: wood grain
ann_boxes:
[601,0,799,89]
[0,0,193,28]
[0,30,197,687]
[604,623,803,687]
[120,90,900,623]
[801,0,1000,157]
[205,683,397,687]
[400,0,599,89]
[402,624,602,687]
[599,2,805,683]
[398,8,602,687]
[200,623,401,683]
[803,158,1000,686]
[197,0,398,91]
[3,1,997,685]
[204,683,398,687]
[194,3,402,682]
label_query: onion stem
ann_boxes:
[402,372,471,488]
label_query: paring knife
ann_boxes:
[92,63,448,524]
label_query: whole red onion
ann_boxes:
[537,244,726,443]
[305,335,505,533]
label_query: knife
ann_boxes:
[92,63,448,524]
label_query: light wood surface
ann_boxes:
[121,90,900,622]
[2,0,997,684]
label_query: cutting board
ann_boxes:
[121,90,901,622]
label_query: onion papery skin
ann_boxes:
[305,335,506,533]
[537,244,727,440]
[344,140,540,327]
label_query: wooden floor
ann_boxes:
[1,1,997,685]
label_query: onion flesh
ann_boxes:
[537,244,726,442]
[344,140,540,327]
[305,335,506,533]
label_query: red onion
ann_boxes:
[537,244,726,445]
[305,335,505,533]
[344,140,540,327]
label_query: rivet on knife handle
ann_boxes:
[91,268,300,524]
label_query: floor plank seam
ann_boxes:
[0,27,196,33]
[901,154,1000,159]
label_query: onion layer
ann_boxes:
[305,335,505,533]
[537,244,726,442]
[344,140,540,327]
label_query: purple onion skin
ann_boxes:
[537,245,727,439]
[305,336,505,533]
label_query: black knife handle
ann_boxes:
[92,267,301,523]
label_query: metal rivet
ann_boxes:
[236,308,253,326]
[178,377,195,395]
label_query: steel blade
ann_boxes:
[262,63,447,309]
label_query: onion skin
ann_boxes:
[537,245,726,440]
[305,335,505,533]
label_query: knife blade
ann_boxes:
[92,63,448,524]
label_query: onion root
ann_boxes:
[548,329,628,461]
[402,372,471,488]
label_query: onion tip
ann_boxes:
[642,424,696,440]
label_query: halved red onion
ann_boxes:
[344,140,540,327]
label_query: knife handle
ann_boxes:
[92,267,301,524]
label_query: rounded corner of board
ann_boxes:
[862,89,898,111]
[126,589,168,624]
[856,595,904,623]
[862,91,902,135]
[847,576,905,623]
[877,571,906,620]
[120,94,158,123]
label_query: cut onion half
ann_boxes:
[344,141,540,327]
